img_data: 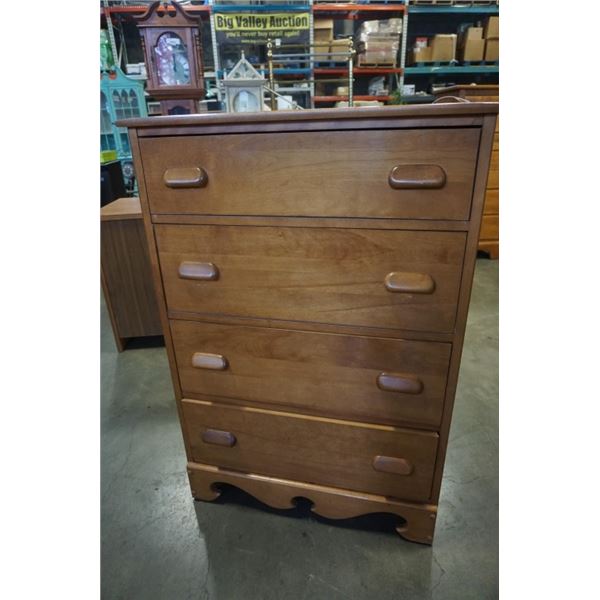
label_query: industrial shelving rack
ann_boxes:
[402,0,499,89]
[101,1,407,108]
[101,0,499,108]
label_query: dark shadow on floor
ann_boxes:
[196,483,406,537]
[122,335,165,351]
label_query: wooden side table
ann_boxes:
[101,197,162,351]
[433,85,499,259]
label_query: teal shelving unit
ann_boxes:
[100,66,147,192]
[404,64,498,75]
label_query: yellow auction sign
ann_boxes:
[215,12,310,45]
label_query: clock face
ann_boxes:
[154,32,191,86]
[232,89,259,112]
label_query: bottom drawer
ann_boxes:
[182,399,438,502]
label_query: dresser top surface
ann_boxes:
[117,103,498,130]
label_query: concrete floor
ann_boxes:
[101,258,498,600]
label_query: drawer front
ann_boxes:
[182,399,439,502]
[480,214,499,240]
[156,225,466,333]
[172,320,452,428]
[140,128,480,220]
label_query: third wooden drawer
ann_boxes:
[156,225,466,333]
[171,320,452,428]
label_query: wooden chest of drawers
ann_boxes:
[120,104,498,544]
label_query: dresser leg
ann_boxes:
[395,506,437,545]
[188,465,222,502]
[187,462,438,543]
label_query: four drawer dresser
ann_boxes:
[120,103,498,544]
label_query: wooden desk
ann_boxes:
[101,197,162,351]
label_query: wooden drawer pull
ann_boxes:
[388,164,446,189]
[178,262,219,281]
[163,167,208,188]
[384,272,435,294]
[192,352,228,371]
[201,428,236,447]
[377,372,423,395]
[373,455,413,476]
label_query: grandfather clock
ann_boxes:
[136,0,204,115]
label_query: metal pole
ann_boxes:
[102,0,119,68]
[399,0,409,92]
[348,38,354,108]
[208,0,222,103]
[267,39,276,111]
[309,0,315,109]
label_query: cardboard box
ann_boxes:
[314,18,334,42]
[461,27,483,43]
[460,38,485,62]
[430,34,456,62]
[484,38,499,61]
[330,39,351,53]
[314,41,330,57]
[410,45,433,64]
[484,16,499,39]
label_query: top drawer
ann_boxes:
[139,128,480,220]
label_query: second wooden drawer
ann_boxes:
[172,320,451,428]
[183,399,439,502]
[157,225,466,333]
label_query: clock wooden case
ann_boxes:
[136,1,205,115]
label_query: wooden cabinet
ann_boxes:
[120,103,498,544]
[101,197,162,351]
[433,85,499,259]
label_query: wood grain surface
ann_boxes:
[156,225,466,333]
[182,399,439,502]
[483,189,499,215]
[140,128,479,220]
[100,196,142,221]
[124,104,499,542]
[487,149,499,189]
[171,320,451,428]
[480,214,499,240]
[117,101,499,129]
[101,216,162,341]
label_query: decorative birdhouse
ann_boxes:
[223,52,266,113]
[100,67,147,192]
[136,0,205,115]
